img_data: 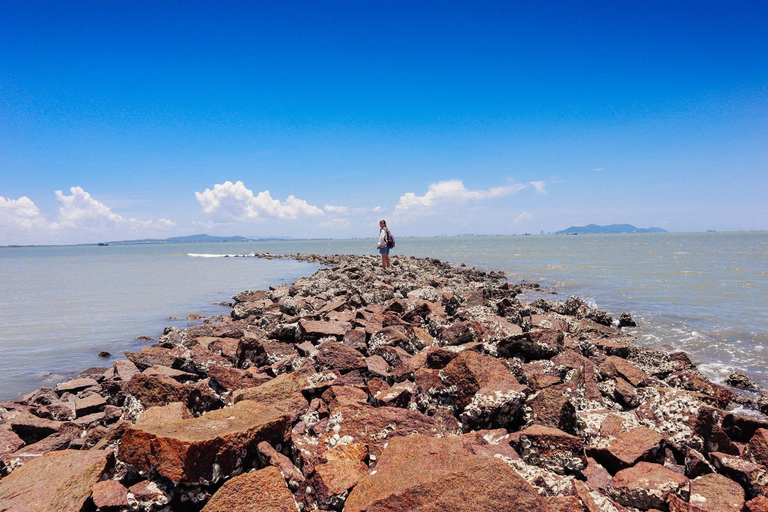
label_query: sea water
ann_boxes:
[0,231,766,399]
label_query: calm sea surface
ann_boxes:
[0,231,766,399]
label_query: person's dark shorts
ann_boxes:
[379,247,389,254]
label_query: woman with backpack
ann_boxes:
[377,220,394,269]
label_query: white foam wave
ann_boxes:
[188,253,248,258]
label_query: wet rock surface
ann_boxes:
[1,253,766,511]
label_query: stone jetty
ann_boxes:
[1,253,768,511]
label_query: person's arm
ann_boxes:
[377,229,386,248]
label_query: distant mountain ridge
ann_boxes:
[556,224,667,235]
[107,234,275,245]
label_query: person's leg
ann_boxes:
[381,253,386,268]
[384,253,390,268]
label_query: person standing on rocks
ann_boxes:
[377,220,392,269]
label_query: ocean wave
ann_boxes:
[187,253,249,258]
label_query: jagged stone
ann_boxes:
[709,451,768,499]
[118,400,290,483]
[316,340,367,373]
[91,480,130,511]
[233,372,310,422]
[345,434,552,512]
[509,424,587,474]
[55,377,99,395]
[124,373,221,413]
[0,449,113,512]
[201,466,298,512]
[207,365,271,392]
[608,461,688,509]
[686,473,745,511]
[600,356,649,387]
[258,440,305,491]
[125,346,182,371]
[592,425,665,472]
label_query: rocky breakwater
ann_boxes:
[2,254,768,511]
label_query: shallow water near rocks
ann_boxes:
[0,231,766,399]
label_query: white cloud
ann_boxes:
[372,206,382,212]
[324,204,348,214]
[594,167,605,172]
[55,187,175,230]
[195,181,324,221]
[529,181,547,195]
[0,196,50,231]
[513,211,533,224]
[395,179,526,211]
[0,187,176,245]
[319,217,351,229]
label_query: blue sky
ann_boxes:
[1,1,766,244]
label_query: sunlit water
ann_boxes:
[1,231,766,399]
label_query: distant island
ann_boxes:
[555,224,667,235]
[105,234,293,245]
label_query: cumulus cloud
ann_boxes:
[0,187,176,244]
[195,181,324,221]
[513,211,533,224]
[396,179,526,211]
[529,181,547,195]
[55,187,175,230]
[324,205,348,214]
[0,196,50,231]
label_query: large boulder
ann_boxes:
[509,425,587,474]
[345,434,553,512]
[201,466,298,512]
[0,449,113,512]
[608,462,689,509]
[118,400,290,483]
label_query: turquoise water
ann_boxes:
[1,231,766,399]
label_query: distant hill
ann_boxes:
[556,224,667,235]
[107,234,257,245]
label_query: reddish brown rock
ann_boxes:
[374,381,415,408]
[118,400,290,483]
[687,473,745,511]
[709,451,768,498]
[322,386,369,411]
[32,401,76,421]
[441,350,522,409]
[749,428,768,468]
[345,434,552,512]
[309,459,368,509]
[425,346,459,369]
[365,355,391,378]
[0,449,113,512]
[614,376,640,408]
[127,480,169,507]
[299,319,350,340]
[125,373,220,413]
[550,495,586,512]
[608,462,689,509]
[667,371,735,408]
[9,412,64,444]
[330,405,446,458]
[722,412,768,443]
[552,349,601,399]
[207,365,271,392]
[525,384,578,434]
[142,365,198,382]
[583,457,613,490]
[257,440,305,490]
[599,356,649,387]
[593,426,665,472]
[201,466,297,512]
[135,402,192,427]
[509,425,586,474]
[103,359,140,381]
[368,325,410,352]
[125,346,181,371]
[440,320,480,346]
[685,446,714,478]
[55,377,99,395]
[232,372,310,421]
[74,393,106,417]
[316,340,367,373]
[91,480,129,510]
[574,318,619,337]
[746,496,768,512]
[522,362,562,390]
[501,329,564,359]
[0,428,25,457]
[343,328,368,352]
